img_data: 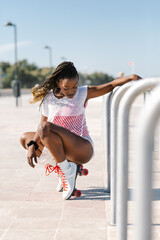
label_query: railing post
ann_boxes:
[135,85,160,240]
[116,78,160,240]
[103,92,112,192]
[110,81,134,225]
[103,87,119,192]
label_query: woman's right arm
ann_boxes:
[27,115,48,168]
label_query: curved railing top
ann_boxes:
[111,81,135,107]
[119,77,160,113]
[138,84,160,138]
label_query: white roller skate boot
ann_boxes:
[45,164,63,192]
[57,160,77,200]
[56,174,63,192]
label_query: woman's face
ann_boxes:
[58,77,78,98]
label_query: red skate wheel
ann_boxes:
[82,169,88,176]
[75,190,81,197]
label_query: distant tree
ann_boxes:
[2,65,15,88]
[19,59,38,71]
[1,60,114,88]
[87,72,113,85]
[1,60,43,88]
[78,72,86,86]
[0,62,11,72]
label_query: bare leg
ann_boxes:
[37,122,93,165]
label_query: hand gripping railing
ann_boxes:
[135,85,160,240]
[116,78,160,240]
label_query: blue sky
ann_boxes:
[0,0,160,78]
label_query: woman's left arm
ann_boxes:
[86,74,142,100]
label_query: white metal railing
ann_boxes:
[103,87,120,192]
[110,81,135,225]
[103,82,149,208]
[110,84,152,225]
[103,80,148,225]
[116,78,160,240]
[135,85,160,240]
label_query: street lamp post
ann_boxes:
[44,45,52,73]
[4,21,20,106]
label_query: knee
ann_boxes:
[20,132,27,148]
[38,121,51,140]
[38,122,62,146]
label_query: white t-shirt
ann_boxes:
[41,86,93,145]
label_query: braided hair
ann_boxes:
[30,61,79,106]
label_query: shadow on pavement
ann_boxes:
[70,186,110,201]
[128,188,160,201]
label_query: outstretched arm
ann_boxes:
[86,74,142,100]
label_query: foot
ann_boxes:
[57,160,77,200]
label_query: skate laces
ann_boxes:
[45,164,68,191]
[45,164,56,176]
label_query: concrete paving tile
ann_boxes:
[127,203,136,224]
[153,173,160,181]
[0,230,6,238]
[55,228,107,240]
[0,201,24,208]
[153,151,160,160]
[14,169,43,180]
[0,170,17,180]
[152,217,160,224]
[0,162,24,169]
[127,225,134,240]
[153,162,160,172]
[62,207,106,219]
[17,207,62,219]
[0,208,18,218]
[154,226,160,237]
[152,180,160,188]
[3,230,55,240]
[0,217,14,229]
[153,202,160,209]
[128,173,136,188]
[64,199,106,209]
[59,218,107,230]
[32,178,58,192]
[10,218,59,230]
[152,226,160,239]
[22,200,65,209]
[0,180,37,192]
[107,225,116,240]
[0,192,29,201]
[26,192,62,201]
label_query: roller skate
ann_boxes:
[57,160,77,200]
[45,162,89,199]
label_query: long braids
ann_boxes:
[30,61,79,106]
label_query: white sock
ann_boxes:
[57,159,69,170]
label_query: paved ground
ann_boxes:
[0,93,108,240]
[0,91,159,240]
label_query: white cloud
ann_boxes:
[0,41,33,54]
